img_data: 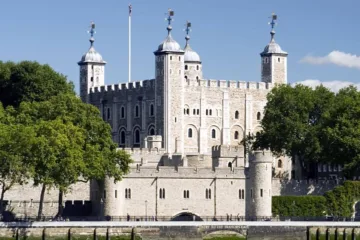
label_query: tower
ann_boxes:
[154,9,185,155]
[247,150,273,219]
[183,21,203,82]
[260,13,288,85]
[78,22,106,103]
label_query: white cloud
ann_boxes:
[293,79,360,92]
[300,51,360,69]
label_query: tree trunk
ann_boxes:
[57,190,64,218]
[0,184,5,215]
[37,184,46,221]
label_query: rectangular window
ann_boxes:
[250,189,253,198]
[115,190,117,198]
[260,189,263,197]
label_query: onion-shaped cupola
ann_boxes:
[184,22,201,63]
[156,10,183,53]
[260,13,287,56]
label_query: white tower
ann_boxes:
[260,13,288,85]
[183,21,203,83]
[78,22,106,103]
[154,9,185,155]
[248,150,273,219]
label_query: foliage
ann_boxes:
[0,61,74,108]
[324,181,360,217]
[272,195,327,217]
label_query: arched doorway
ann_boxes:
[171,212,203,221]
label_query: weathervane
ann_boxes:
[88,21,96,46]
[184,21,192,45]
[268,13,277,41]
[165,9,174,35]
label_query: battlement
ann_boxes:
[120,147,166,155]
[212,145,244,158]
[90,79,155,94]
[189,79,273,90]
[127,165,247,178]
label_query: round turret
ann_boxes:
[247,150,273,219]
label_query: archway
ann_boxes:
[171,212,203,221]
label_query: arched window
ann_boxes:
[186,109,189,115]
[135,105,139,117]
[278,159,283,168]
[228,162,232,168]
[257,112,261,120]
[234,131,239,140]
[188,128,193,138]
[107,108,111,120]
[235,111,239,119]
[185,65,188,70]
[196,76,199,80]
[150,104,154,116]
[212,129,216,139]
[120,130,126,145]
[185,76,188,80]
[134,129,140,144]
[121,106,125,118]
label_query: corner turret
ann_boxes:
[78,22,106,103]
[261,13,288,85]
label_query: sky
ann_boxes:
[0,0,359,93]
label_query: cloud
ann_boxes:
[293,79,360,92]
[300,51,360,69]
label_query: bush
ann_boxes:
[272,195,327,217]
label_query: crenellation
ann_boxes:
[209,79,217,87]
[239,81,247,89]
[219,80,227,88]
[248,82,257,89]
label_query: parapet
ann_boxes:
[212,145,244,158]
[190,79,273,90]
[90,79,155,94]
[120,147,166,156]
[251,150,273,163]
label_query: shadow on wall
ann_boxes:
[275,179,341,196]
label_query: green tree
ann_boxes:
[322,86,360,176]
[0,61,74,108]
[16,94,132,217]
[251,84,335,175]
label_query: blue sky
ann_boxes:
[0,0,359,93]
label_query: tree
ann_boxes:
[322,86,360,177]
[0,104,35,214]
[15,94,132,217]
[251,84,335,176]
[0,61,74,108]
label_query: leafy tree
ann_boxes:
[0,61,74,108]
[250,84,335,176]
[15,94,132,217]
[0,118,34,213]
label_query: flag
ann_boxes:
[129,4,132,16]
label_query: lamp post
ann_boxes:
[145,200,148,221]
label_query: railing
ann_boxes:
[3,215,360,222]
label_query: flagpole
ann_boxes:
[128,4,132,83]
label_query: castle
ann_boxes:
[77,11,291,220]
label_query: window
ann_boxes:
[121,106,125,118]
[135,105,139,117]
[120,130,126,145]
[323,164,327,172]
[185,65,188,70]
[179,56,181,61]
[149,127,155,136]
[92,65,94,70]
[209,109,212,115]
[234,131,239,140]
[186,109,189,115]
[196,65,199,70]
[193,109,196,115]
[197,109,199,115]
[263,57,268,64]
[107,108,111,120]
[183,190,190,199]
[150,104,154,116]
[134,129,140,144]
[257,112,261,120]
[250,189,253,198]
[278,159,283,168]
[185,76,188,80]
[125,188,131,199]
[212,129,216,139]
[170,56,172,60]
[159,188,166,199]
[188,128,193,138]
[205,189,211,199]
[278,57,281,63]
[228,162,232,168]
[103,190,106,199]
[91,77,94,82]
[115,190,118,198]
[260,189,263,197]
[206,110,208,115]
[239,189,245,199]
[235,111,239,119]
[196,76,199,80]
